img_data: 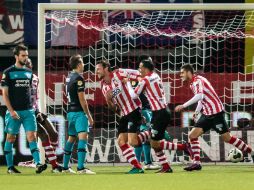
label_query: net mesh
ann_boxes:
[43,8,254,163]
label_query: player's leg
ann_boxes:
[23,109,47,174]
[222,132,253,157]
[37,123,61,172]
[216,112,254,160]
[118,115,143,174]
[134,109,149,163]
[128,109,143,147]
[75,112,95,174]
[134,145,142,162]
[150,109,173,173]
[5,134,20,173]
[62,135,76,173]
[138,109,160,170]
[4,110,21,173]
[184,114,210,171]
[62,112,76,173]
[36,112,58,148]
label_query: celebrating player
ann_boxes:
[96,60,145,174]
[1,45,47,174]
[126,56,192,173]
[175,64,254,171]
[131,80,160,170]
[62,54,95,174]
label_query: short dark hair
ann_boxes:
[96,59,112,72]
[140,55,154,71]
[69,54,82,69]
[181,64,194,74]
[13,44,28,56]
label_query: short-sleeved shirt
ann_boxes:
[101,68,141,116]
[65,71,85,112]
[190,75,224,115]
[1,65,33,110]
[134,72,167,111]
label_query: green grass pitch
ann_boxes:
[0,165,254,190]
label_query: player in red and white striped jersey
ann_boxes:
[19,59,61,172]
[126,56,192,173]
[175,64,254,171]
[96,60,144,174]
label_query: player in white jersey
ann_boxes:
[18,59,62,172]
[175,64,254,171]
[126,56,192,173]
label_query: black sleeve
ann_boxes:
[76,76,85,92]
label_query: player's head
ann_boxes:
[180,64,194,82]
[13,44,28,66]
[69,54,84,73]
[139,55,154,77]
[95,60,111,80]
[25,58,33,69]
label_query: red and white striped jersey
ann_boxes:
[134,72,167,111]
[101,68,141,116]
[31,74,40,111]
[190,75,224,115]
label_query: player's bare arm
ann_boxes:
[2,87,20,120]
[78,91,94,127]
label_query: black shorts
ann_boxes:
[195,112,229,135]
[118,108,142,134]
[151,108,171,141]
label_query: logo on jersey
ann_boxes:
[112,87,121,98]
[131,80,137,87]
[77,80,83,86]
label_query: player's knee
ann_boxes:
[78,132,88,140]
[129,139,139,147]
[117,138,126,147]
[221,132,231,143]
[150,140,160,150]
[189,132,199,141]
[6,134,16,143]
[50,132,59,143]
[67,136,76,143]
[26,132,37,142]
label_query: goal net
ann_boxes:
[38,3,254,164]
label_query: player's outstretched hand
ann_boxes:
[175,105,184,112]
[10,110,20,120]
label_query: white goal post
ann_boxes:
[36,3,254,164]
[37,2,254,114]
